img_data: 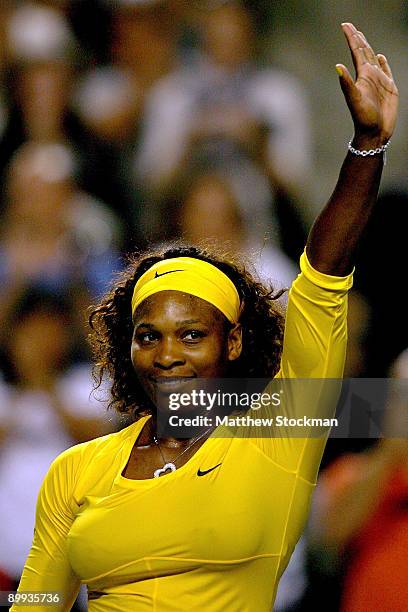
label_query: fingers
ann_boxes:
[341,23,361,73]
[340,23,396,91]
[341,22,380,74]
[357,30,380,67]
[378,53,393,79]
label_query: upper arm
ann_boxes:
[278,250,353,380]
[11,448,82,611]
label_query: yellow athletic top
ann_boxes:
[12,251,353,611]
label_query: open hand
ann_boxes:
[336,23,398,143]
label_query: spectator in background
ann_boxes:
[132,0,309,255]
[13,57,72,143]
[110,0,179,94]
[0,1,80,183]
[0,1,142,246]
[174,170,297,288]
[0,141,122,329]
[0,287,115,597]
[308,349,408,612]
[71,0,181,245]
[134,0,312,198]
[73,64,143,245]
[6,1,75,139]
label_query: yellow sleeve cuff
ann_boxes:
[300,249,354,291]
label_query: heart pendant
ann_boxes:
[154,462,177,478]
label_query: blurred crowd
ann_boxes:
[0,1,407,611]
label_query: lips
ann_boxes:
[150,375,196,390]
[150,376,195,387]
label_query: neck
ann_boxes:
[137,413,212,448]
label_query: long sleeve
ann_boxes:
[248,249,353,483]
[10,447,82,612]
[277,248,353,379]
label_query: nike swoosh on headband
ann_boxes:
[197,463,222,477]
[154,269,185,278]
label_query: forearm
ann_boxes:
[306,134,386,276]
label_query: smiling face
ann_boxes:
[131,290,242,406]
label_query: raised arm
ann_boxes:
[307,22,398,276]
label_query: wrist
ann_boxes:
[352,132,390,149]
[348,136,391,164]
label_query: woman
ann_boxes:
[11,23,398,611]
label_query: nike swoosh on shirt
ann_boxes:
[154,269,184,278]
[197,463,222,477]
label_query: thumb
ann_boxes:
[335,64,357,102]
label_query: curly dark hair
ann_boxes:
[89,243,286,417]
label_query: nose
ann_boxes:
[153,336,186,370]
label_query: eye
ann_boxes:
[182,330,205,342]
[136,331,159,345]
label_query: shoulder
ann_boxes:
[35,420,146,515]
[48,420,141,479]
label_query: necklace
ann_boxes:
[152,428,213,478]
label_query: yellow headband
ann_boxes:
[131,257,240,323]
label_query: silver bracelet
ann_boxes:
[348,139,391,165]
